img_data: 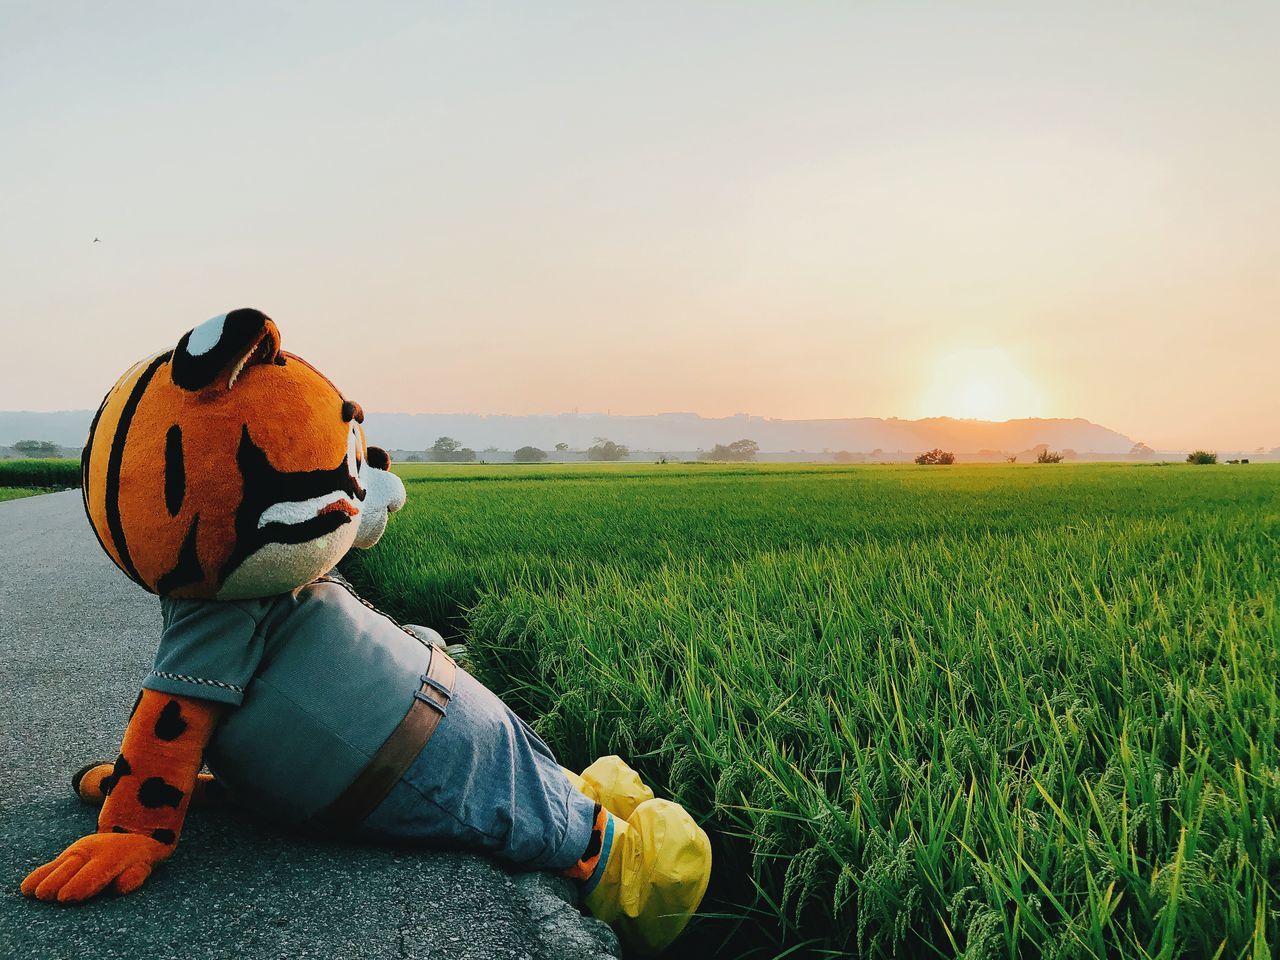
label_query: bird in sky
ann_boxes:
[93,237,100,243]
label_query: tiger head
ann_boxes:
[82,308,407,600]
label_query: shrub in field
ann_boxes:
[0,458,80,488]
[1186,449,1217,464]
[1037,449,1065,463]
[513,445,548,463]
[587,438,629,461]
[700,439,760,462]
[914,448,954,465]
[429,436,478,462]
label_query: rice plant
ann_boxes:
[345,462,1280,959]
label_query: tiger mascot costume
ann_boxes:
[21,309,711,957]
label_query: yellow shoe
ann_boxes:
[583,798,712,956]
[562,755,655,820]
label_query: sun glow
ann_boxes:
[918,347,1044,421]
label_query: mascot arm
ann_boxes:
[21,690,222,903]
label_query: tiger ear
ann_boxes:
[171,309,282,391]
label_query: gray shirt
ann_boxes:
[148,574,433,820]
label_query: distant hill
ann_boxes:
[363,412,1141,455]
[2,408,1137,456]
[0,411,100,449]
[363,412,1138,456]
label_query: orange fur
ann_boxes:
[76,764,224,808]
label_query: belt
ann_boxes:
[314,646,458,830]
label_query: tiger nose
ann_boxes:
[366,446,391,470]
[387,472,406,513]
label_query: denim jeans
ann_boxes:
[357,648,597,872]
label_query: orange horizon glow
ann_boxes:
[914,348,1046,423]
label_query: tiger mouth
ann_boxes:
[317,498,359,518]
[255,491,363,532]
[257,507,355,547]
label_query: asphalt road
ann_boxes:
[0,491,619,960]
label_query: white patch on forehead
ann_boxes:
[186,314,227,356]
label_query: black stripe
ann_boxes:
[81,391,113,559]
[156,514,204,594]
[580,803,604,860]
[103,352,171,587]
[82,392,110,498]
[256,509,352,546]
[164,424,185,516]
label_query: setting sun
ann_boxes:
[917,347,1044,421]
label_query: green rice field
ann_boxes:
[343,462,1280,959]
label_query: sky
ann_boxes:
[2,2,1277,449]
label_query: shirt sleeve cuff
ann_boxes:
[143,670,246,706]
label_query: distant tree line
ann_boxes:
[383,437,1269,467]
[10,440,62,459]
[406,437,633,462]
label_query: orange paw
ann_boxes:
[21,833,169,903]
